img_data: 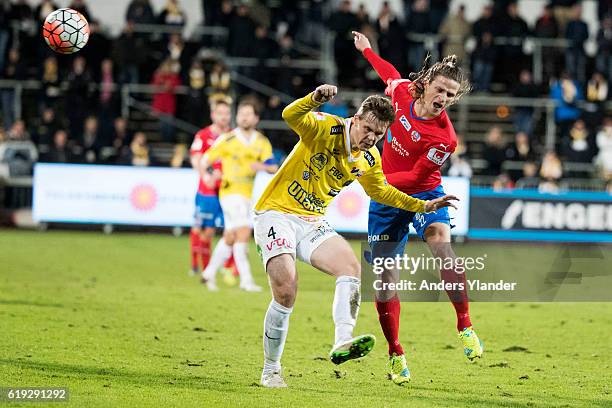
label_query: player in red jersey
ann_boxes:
[353,31,483,384]
[189,99,235,278]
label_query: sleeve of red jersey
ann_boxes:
[362,48,412,97]
[385,147,444,191]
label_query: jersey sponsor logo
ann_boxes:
[427,148,451,165]
[328,188,340,197]
[399,115,411,132]
[328,166,344,180]
[367,234,390,243]
[288,180,326,214]
[303,170,310,180]
[265,237,294,251]
[310,153,329,171]
[411,130,421,142]
[440,143,449,149]
[363,151,375,167]
[309,223,335,243]
[394,102,401,113]
[330,125,344,135]
[350,167,365,178]
[389,134,409,157]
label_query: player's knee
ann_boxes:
[425,224,450,244]
[223,230,235,245]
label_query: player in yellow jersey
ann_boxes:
[255,84,458,388]
[201,99,278,292]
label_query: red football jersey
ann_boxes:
[363,48,457,194]
[190,126,222,196]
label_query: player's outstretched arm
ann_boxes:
[352,31,402,84]
[423,195,459,212]
[281,84,337,139]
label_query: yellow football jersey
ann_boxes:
[204,128,273,199]
[254,92,427,216]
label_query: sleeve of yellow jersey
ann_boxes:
[357,148,427,213]
[281,92,325,142]
[261,136,274,162]
[202,134,227,164]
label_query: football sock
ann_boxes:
[441,265,472,331]
[202,239,232,282]
[375,295,404,356]
[190,230,200,270]
[263,299,292,373]
[200,238,211,269]
[233,242,255,286]
[332,276,361,344]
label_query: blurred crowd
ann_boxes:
[0,0,611,192]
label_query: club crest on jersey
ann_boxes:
[350,167,365,177]
[399,115,411,132]
[363,151,375,167]
[328,188,340,197]
[427,148,451,165]
[310,153,329,171]
[411,130,421,142]
[302,170,310,180]
[330,125,344,135]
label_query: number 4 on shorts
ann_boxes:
[268,226,277,240]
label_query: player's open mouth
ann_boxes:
[433,102,443,109]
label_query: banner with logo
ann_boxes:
[33,164,199,226]
[468,188,612,243]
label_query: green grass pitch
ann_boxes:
[0,230,611,407]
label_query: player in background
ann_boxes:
[200,99,278,292]
[353,31,483,385]
[189,99,232,277]
[254,84,459,388]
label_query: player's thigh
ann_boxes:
[253,211,298,271]
[309,235,360,279]
[424,222,454,258]
[201,227,215,241]
[234,226,252,242]
[220,194,251,230]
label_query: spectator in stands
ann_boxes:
[96,58,118,145]
[596,15,612,81]
[595,117,612,180]
[113,21,147,84]
[151,59,181,143]
[438,4,471,68]
[406,0,431,72]
[0,1,11,72]
[34,0,57,23]
[429,0,450,33]
[535,3,560,83]
[216,0,234,28]
[482,126,507,176]
[472,3,495,42]
[170,143,188,168]
[497,2,530,86]
[31,106,60,150]
[563,119,595,163]
[471,31,496,92]
[82,20,111,82]
[126,0,155,25]
[565,3,589,83]
[77,115,100,164]
[158,0,186,28]
[207,61,230,99]
[492,173,514,191]
[65,56,92,142]
[375,1,405,73]
[126,131,150,166]
[586,71,608,103]
[165,33,188,78]
[448,135,472,178]
[507,131,536,161]
[539,150,562,193]
[41,130,75,163]
[7,119,29,141]
[550,71,583,139]
[515,161,540,189]
[184,60,207,127]
[329,0,361,85]
[108,117,131,163]
[253,25,277,87]
[227,3,256,57]
[1,49,26,130]
[39,56,61,111]
[356,3,370,25]
[68,0,91,22]
[512,69,540,136]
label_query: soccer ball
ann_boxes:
[42,8,90,54]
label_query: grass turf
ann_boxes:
[0,230,611,407]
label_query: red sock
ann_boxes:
[225,255,239,276]
[441,266,472,331]
[200,239,211,269]
[375,296,404,356]
[189,231,200,271]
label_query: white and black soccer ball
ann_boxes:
[42,8,90,54]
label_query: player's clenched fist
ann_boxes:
[312,84,338,103]
[423,195,459,212]
[352,31,371,52]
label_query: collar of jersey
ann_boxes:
[344,118,361,163]
[234,127,256,145]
